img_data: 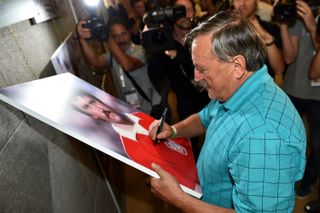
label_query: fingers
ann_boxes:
[148,120,173,140]
[77,20,92,40]
[151,163,168,178]
[148,120,160,140]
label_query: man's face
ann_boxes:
[175,0,195,30]
[133,0,145,18]
[192,34,236,101]
[233,0,258,18]
[73,95,123,123]
[110,24,131,50]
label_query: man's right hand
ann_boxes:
[149,120,174,141]
[77,20,92,40]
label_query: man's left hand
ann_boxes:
[150,163,185,203]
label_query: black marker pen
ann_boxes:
[154,107,168,144]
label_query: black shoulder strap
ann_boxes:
[123,70,152,104]
[110,55,152,104]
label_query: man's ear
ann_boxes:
[233,55,246,79]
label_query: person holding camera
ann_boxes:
[148,11,306,212]
[147,0,210,121]
[146,0,210,160]
[77,17,161,115]
[278,0,320,199]
[233,0,285,78]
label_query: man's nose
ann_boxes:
[194,69,202,82]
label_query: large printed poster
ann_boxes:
[0,73,202,198]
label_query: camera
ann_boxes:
[273,0,320,23]
[82,17,108,42]
[141,5,186,55]
[273,0,296,23]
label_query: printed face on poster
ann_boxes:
[0,73,202,198]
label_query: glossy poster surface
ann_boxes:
[0,73,202,198]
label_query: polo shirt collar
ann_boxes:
[223,65,271,111]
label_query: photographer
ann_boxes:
[77,17,161,114]
[233,0,285,77]
[278,0,320,198]
[147,0,210,121]
[146,0,210,160]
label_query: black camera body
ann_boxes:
[273,0,320,23]
[141,5,186,55]
[82,17,108,42]
[273,0,296,23]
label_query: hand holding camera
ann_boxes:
[273,0,319,25]
[141,5,186,55]
[77,20,93,40]
[78,17,109,42]
[296,0,317,32]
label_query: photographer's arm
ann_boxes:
[107,38,144,72]
[250,18,285,74]
[309,49,320,79]
[279,23,299,64]
[77,21,108,69]
[296,0,320,50]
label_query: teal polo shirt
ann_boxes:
[197,65,306,212]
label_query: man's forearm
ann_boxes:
[172,114,205,139]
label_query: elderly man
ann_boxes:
[149,11,306,212]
